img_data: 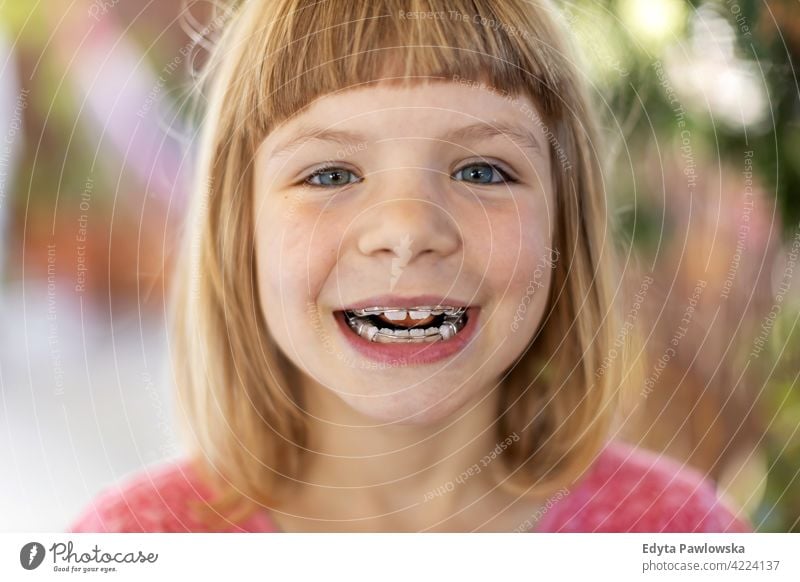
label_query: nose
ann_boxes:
[355,171,461,264]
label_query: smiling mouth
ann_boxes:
[339,305,469,343]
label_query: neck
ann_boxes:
[276,377,515,530]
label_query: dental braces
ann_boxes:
[349,306,467,318]
[344,307,468,342]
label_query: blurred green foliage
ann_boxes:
[754,303,800,532]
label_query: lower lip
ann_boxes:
[333,307,480,366]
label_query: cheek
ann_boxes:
[255,203,341,354]
[254,201,339,306]
[464,197,554,293]
[253,200,344,372]
[466,196,555,342]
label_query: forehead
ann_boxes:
[298,80,534,114]
[258,80,547,158]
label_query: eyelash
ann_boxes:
[302,161,518,187]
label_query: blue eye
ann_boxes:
[453,162,515,184]
[305,166,361,187]
[455,162,516,184]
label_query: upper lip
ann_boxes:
[338,294,474,311]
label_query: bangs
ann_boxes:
[241,0,567,137]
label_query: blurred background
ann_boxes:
[0,0,798,531]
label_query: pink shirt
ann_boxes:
[68,441,749,533]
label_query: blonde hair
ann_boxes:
[172,0,631,527]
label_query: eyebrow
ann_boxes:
[265,120,543,161]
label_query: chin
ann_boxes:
[333,382,479,426]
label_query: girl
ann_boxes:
[70,0,748,532]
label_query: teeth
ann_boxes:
[345,307,469,343]
[439,322,457,341]
[383,310,408,321]
[352,305,466,318]
[409,310,432,320]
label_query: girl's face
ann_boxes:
[253,81,555,425]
